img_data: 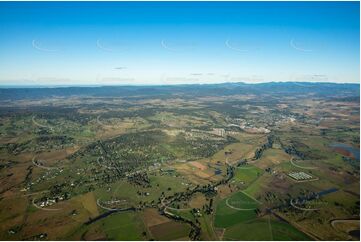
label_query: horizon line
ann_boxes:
[0,81,359,89]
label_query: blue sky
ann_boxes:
[0,1,359,86]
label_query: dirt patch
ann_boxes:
[332,147,354,158]
[189,193,207,209]
[189,161,207,170]
[143,208,170,227]
[22,206,81,240]
[217,184,233,199]
[37,147,79,162]
[194,170,212,179]
[74,192,99,218]
[0,163,31,197]
[0,137,19,144]
[149,220,189,240]
[81,224,107,241]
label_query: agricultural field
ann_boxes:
[0,82,359,240]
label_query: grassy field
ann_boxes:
[226,191,260,209]
[253,148,292,169]
[224,216,311,241]
[214,192,260,228]
[0,84,359,240]
[270,219,311,240]
[224,218,272,240]
[243,172,270,198]
[199,214,218,240]
[234,164,263,186]
[93,173,190,207]
[97,212,145,240]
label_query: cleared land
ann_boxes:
[0,83,359,240]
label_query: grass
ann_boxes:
[199,214,218,240]
[209,135,266,163]
[99,212,144,240]
[322,190,359,210]
[214,202,257,228]
[271,220,311,241]
[94,174,189,206]
[224,216,311,241]
[80,129,95,138]
[169,209,194,221]
[74,192,99,218]
[0,96,358,241]
[149,221,190,240]
[214,192,259,228]
[226,191,260,209]
[254,148,292,169]
[234,164,263,185]
[224,218,271,240]
[243,172,269,198]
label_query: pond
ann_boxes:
[330,143,360,161]
[349,229,360,240]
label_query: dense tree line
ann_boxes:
[253,135,275,160]
[127,172,151,188]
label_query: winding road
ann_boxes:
[290,157,317,170]
[161,198,192,212]
[32,156,59,170]
[32,115,54,130]
[96,198,130,211]
[290,199,320,211]
[225,198,257,211]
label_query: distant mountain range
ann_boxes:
[0,82,359,101]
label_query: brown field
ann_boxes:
[0,196,28,239]
[142,208,170,227]
[175,236,190,240]
[183,174,211,186]
[80,224,107,240]
[216,184,233,199]
[73,192,99,218]
[21,201,80,240]
[173,163,215,185]
[209,135,267,165]
[194,170,212,179]
[0,137,19,144]
[20,192,105,240]
[332,147,356,159]
[149,220,190,241]
[37,147,79,162]
[252,148,291,169]
[189,161,207,170]
[331,219,359,239]
[0,163,31,198]
[172,163,191,171]
[94,119,135,139]
[7,152,34,163]
[189,193,207,209]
